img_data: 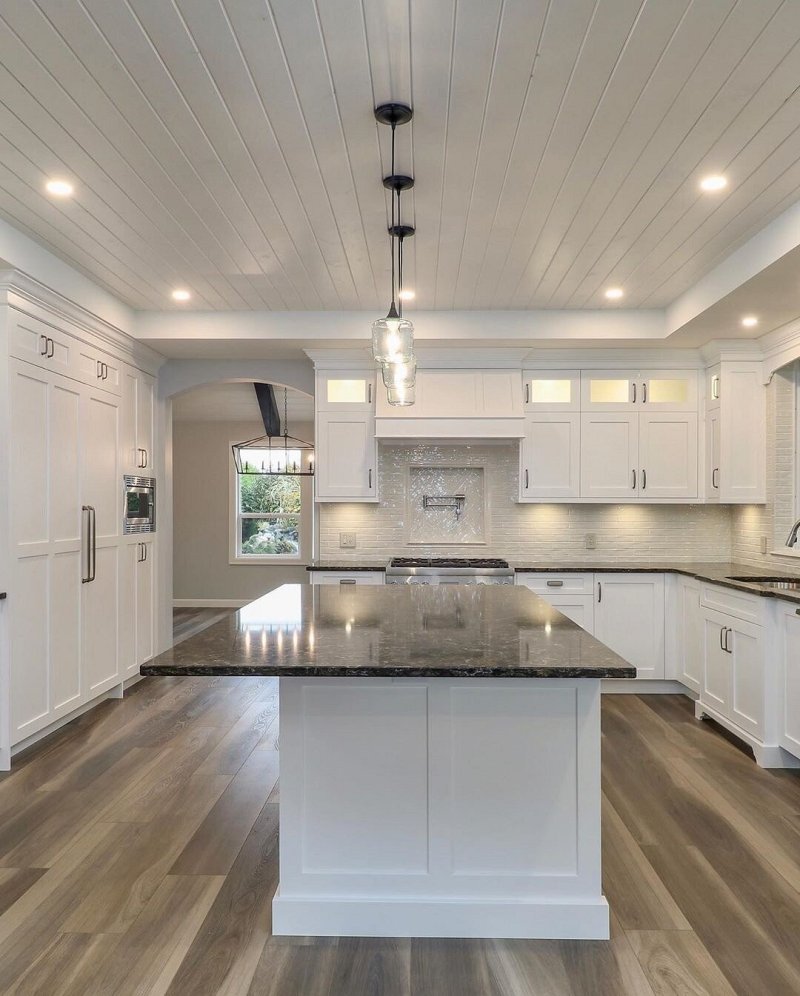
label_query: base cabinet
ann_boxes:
[779,605,800,760]
[677,579,703,694]
[698,594,765,745]
[593,574,665,679]
[515,574,594,633]
[120,539,156,680]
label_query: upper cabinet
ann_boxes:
[703,361,765,504]
[315,368,378,502]
[523,370,580,411]
[581,369,698,412]
[122,365,155,473]
[317,373,376,412]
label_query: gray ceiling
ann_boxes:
[2,0,800,312]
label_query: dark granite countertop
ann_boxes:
[512,561,800,605]
[306,563,387,572]
[142,583,635,679]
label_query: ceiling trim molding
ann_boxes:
[0,268,164,372]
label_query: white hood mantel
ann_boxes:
[375,369,525,440]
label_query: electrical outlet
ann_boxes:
[761,535,768,554]
[585,533,597,551]
[339,532,357,549]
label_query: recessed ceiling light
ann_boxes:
[699,174,728,192]
[45,178,74,198]
[604,287,624,300]
[741,315,758,327]
[171,289,191,302]
[398,289,415,301]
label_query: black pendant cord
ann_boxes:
[389,122,397,312]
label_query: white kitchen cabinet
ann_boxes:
[594,573,665,679]
[519,413,580,500]
[581,370,697,412]
[703,361,765,503]
[309,572,384,585]
[120,538,156,681]
[317,372,376,411]
[700,605,764,741]
[522,370,580,411]
[8,307,77,380]
[580,413,639,499]
[122,365,155,473]
[315,414,377,502]
[779,604,800,760]
[515,574,594,633]
[638,413,698,499]
[581,411,697,501]
[677,578,703,694]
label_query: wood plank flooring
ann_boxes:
[1,635,800,992]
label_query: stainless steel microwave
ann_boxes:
[123,475,156,534]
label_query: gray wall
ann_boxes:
[173,419,313,603]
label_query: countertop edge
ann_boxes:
[141,663,636,679]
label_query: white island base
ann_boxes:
[272,676,608,940]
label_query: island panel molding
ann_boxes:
[273,675,607,939]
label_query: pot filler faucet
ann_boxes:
[786,518,800,549]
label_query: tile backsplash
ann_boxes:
[319,442,734,563]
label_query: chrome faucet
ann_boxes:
[786,518,800,549]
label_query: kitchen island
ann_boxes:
[143,583,635,939]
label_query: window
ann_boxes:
[231,446,311,563]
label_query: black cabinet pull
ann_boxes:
[47,337,55,358]
[40,334,48,356]
[642,468,647,490]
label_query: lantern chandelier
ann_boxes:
[232,386,315,477]
[372,102,416,406]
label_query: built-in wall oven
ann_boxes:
[123,475,156,534]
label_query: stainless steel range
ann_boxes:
[385,557,514,585]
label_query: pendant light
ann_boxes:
[372,103,416,398]
[232,387,315,477]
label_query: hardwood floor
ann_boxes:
[1,665,800,993]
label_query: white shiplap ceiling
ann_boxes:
[172,381,315,422]
[2,0,800,313]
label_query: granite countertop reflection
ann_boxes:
[141,583,635,679]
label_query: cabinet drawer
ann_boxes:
[700,583,763,625]
[309,572,384,585]
[516,572,594,594]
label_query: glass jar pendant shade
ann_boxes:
[371,303,414,365]
[381,358,416,390]
[387,382,415,406]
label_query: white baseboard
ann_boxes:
[602,679,691,695]
[172,598,249,608]
[272,889,610,939]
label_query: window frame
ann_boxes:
[229,442,312,565]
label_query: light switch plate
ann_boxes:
[585,533,597,550]
[339,532,357,549]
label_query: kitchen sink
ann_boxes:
[727,576,800,591]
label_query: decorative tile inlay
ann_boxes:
[408,465,485,544]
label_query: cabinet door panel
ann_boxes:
[83,544,119,696]
[523,370,580,411]
[520,414,580,500]
[82,391,121,540]
[539,595,594,634]
[594,574,665,678]
[706,410,720,501]
[10,556,50,740]
[679,582,703,694]
[10,362,49,548]
[50,379,82,545]
[51,549,82,716]
[641,372,697,412]
[580,414,638,499]
[580,371,636,411]
[137,541,155,664]
[119,543,138,679]
[639,413,698,499]
[701,611,730,716]
[316,416,375,499]
[137,373,155,468]
[730,622,763,739]
[781,610,800,758]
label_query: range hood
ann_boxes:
[375,369,525,440]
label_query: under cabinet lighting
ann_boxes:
[604,287,624,300]
[700,174,727,192]
[45,178,74,198]
[171,288,191,302]
[741,315,758,328]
